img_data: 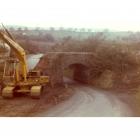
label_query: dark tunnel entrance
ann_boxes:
[63,63,89,84]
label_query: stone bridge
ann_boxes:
[36,52,95,86]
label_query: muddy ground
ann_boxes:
[40,84,135,117]
[0,83,138,117]
[0,86,73,117]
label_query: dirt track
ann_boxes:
[39,84,133,117]
[0,83,134,117]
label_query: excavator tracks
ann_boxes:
[2,86,14,98]
[30,86,42,99]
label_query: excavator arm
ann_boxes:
[0,30,28,81]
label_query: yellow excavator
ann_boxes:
[0,25,49,99]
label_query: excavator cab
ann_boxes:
[3,58,19,83]
[27,70,41,78]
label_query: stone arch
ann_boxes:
[62,56,91,69]
[36,53,93,86]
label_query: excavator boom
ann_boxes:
[0,30,28,81]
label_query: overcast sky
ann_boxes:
[0,0,140,31]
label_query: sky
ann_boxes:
[0,0,140,31]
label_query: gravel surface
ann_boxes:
[39,84,133,117]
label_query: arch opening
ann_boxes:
[63,63,89,84]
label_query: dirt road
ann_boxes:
[39,84,133,117]
[0,83,134,117]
